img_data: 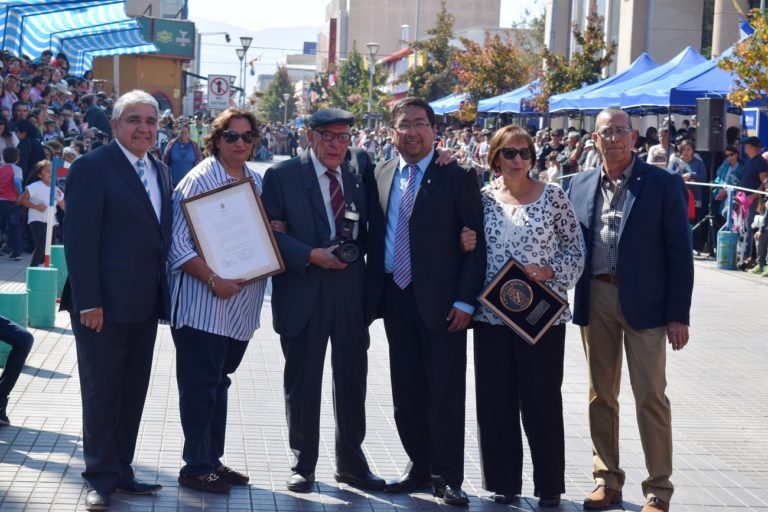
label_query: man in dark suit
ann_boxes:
[260,108,384,494]
[365,97,485,506]
[61,90,172,511]
[567,108,693,512]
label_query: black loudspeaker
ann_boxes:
[696,97,726,152]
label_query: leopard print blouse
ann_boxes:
[473,181,586,326]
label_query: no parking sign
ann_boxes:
[208,75,233,110]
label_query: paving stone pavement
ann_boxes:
[0,250,767,511]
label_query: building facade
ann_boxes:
[544,0,755,76]
[320,0,501,71]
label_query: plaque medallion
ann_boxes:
[499,279,533,312]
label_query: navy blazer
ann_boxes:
[261,151,368,338]
[567,157,694,330]
[364,154,486,331]
[61,141,172,322]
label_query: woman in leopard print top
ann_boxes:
[472,125,585,507]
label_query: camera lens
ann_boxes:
[336,241,360,263]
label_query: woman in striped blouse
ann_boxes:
[168,108,279,494]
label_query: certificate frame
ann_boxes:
[478,256,567,345]
[181,177,285,284]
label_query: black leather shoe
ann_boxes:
[434,483,469,506]
[178,473,231,494]
[85,490,111,511]
[286,471,315,493]
[385,472,432,492]
[539,495,561,508]
[115,478,162,495]
[216,466,249,485]
[335,470,386,490]
[492,493,519,504]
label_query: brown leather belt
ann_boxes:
[593,273,619,285]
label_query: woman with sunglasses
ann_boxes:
[167,108,276,494]
[471,125,584,507]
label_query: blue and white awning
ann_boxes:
[1,0,157,76]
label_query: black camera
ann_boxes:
[331,208,361,263]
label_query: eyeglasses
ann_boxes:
[316,131,352,143]
[597,127,632,139]
[221,130,256,144]
[725,152,735,157]
[500,147,532,160]
[394,121,431,133]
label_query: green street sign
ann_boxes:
[139,18,195,59]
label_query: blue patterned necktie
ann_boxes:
[135,159,151,199]
[392,164,419,289]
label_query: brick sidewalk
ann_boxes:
[0,256,766,511]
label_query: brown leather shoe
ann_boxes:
[641,496,670,512]
[584,485,622,509]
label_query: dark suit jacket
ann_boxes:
[261,151,368,338]
[567,157,693,330]
[60,141,172,322]
[365,153,486,331]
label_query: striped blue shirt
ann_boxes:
[168,156,267,341]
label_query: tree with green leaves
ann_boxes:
[531,0,615,112]
[718,7,768,109]
[258,65,296,123]
[321,42,389,124]
[400,0,457,101]
[454,31,533,121]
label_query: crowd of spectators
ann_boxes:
[0,49,122,259]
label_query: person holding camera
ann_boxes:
[260,108,384,494]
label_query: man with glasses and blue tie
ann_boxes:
[261,108,385,494]
[61,90,172,511]
[567,107,693,512]
[365,96,485,506]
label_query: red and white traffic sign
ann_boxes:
[208,75,233,110]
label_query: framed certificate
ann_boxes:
[478,257,567,345]
[181,178,285,283]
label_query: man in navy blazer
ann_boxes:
[567,108,693,512]
[261,108,384,494]
[364,97,485,506]
[61,90,171,511]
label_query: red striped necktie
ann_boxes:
[326,169,344,233]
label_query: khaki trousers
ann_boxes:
[580,278,674,502]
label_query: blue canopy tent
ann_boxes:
[618,47,758,113]
[1,0,157,76]
[477,79,540,114]
[575,46,707,114]
[549,53,658,114]
[429,92,467,115]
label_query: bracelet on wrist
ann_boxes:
[206,272,218,290]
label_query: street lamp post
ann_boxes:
[282,92,290,125]
[366,42,379,129]
[239,36,253,109]
[235,48,245,108]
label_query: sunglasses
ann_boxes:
[500,147,532,160]
[725,152,735,157]
[221,130,256,144]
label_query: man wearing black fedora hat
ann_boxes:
[261,108,384,493]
